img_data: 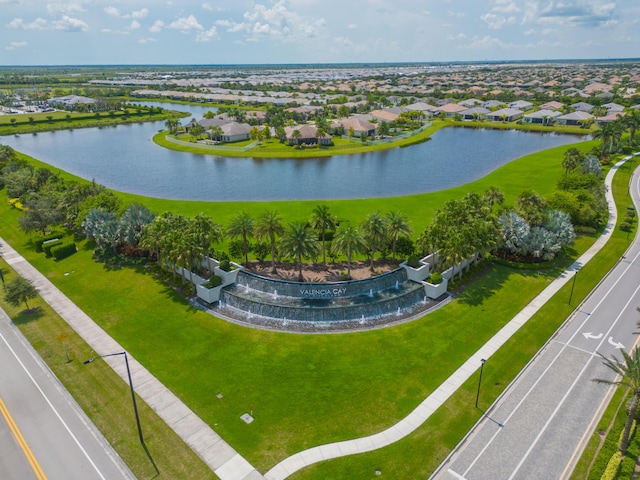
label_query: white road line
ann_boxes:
[461,248,640,478]
[508,282,640,480]
[0,328,107,480]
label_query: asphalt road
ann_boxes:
[432,168,640,480]
[0,307,135,480]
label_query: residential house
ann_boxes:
[596,111,625,124]
[48,95,96,109]
[539,101,564,111]
[522,109,561,125]
[485,108,524,122]
[284,125,332,146]
[509,100,534,111]
[556,111,594,126]
[457,98,483,108]
[330,117,377,137]
[483,100,506,110]
[571,102,594,113]
[602,102,625,113]
[459,107,489,121]
[210,122,252,143]
[435,103,467,118]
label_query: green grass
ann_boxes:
[0,108,187,135]
[0,140,634,477]
[0,258,218,480]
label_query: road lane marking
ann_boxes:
[461,250,640,478]
[507,282,640,480]
[0,396,47,480]
[0,329,108,480]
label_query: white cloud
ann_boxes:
[202,3,213,11]
[104,6,120,17]
[524,28,537,35]
[196,26,218,42]
[131,8,149,19]
[47,3,86,16]
[5,40,28,50]
[130,20,140,30]
[467,35,512,49]
[492,0,520,13]
[6,17,48,30]
[138,37,157,44]
[52,15,89,32]
[149,20,164,32]
[525,0,618,27]
[481,13,515,29]
[448,10,465,18]
[168,15,203,32]
[347,23,357,29]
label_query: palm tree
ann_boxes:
[227,212,254,266]
[209,125,223,142]
[291,129,302,147]
[624,110,640,147]
[386,211,412,259]
[361,211,389,271]
[593,348,640,453]
[561,148,583,174]
[279,222,319,282]
[593,121,616,158]
[331,224,366,279]
[255,210,285,274]
[309,205,337,266]
[191,213,224,274]
[483,186,505,211]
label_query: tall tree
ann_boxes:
[361,210,389,271]
[386,211,412,259]
[331,224,367,279]
[309,205,337,266]
[279,222,319,282]
[255,210,285,274]
[483,186,505,211]
[190,213,224,274]
[117,203,156,247]
[561,148,584,174]
[593,348,640,453]
[5,276,38,311]
[227,212,255,266]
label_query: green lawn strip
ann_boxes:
[448,119,592,135]
[0,109,187,135]
[0,258,218,480]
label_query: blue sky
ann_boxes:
[2,0,638,65]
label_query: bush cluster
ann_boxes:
[35,233,62,252]
[51,243,77,261]
[43,239,63,256]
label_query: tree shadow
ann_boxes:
[12,307,43,325]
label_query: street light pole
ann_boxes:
[475,358,486,409]
[84,351,158,474]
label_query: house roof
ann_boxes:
[460,107,490,115]
[369,109,399,121]
[220,122,251,136]
[523,109,562,119]
[602,102,625,112]
[331,117,376,132]
[539,101,564,111]
[571,102,593,112]
[557,111,594,121]
[436,103,467,113]
[509,100,533,109]
[487,108,523,117]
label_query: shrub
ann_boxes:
[43,239,63,257]
[429,272,443,284]
[51,243,77,261]
[407,254,421,268]
[202,275,222,288]
[601,451,622,480]
[619,222,632,232]
[219,259,232,272]
[35,233,63,252]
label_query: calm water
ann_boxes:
[0,103,585,201]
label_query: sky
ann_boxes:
[1,0,639,66]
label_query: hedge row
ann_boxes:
[43,239,62,256]
[51,243,77,261]
[35,233,63,252]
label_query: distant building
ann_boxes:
[485,108,524,122]
[48,95,96,110]
[523,109,562,125]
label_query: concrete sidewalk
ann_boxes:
[263,156,634,480]
[0,240,265,480]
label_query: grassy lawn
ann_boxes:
[0,139,634,477]
[0,108,187,135]
[0,258,218,480]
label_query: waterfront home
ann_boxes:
[485,108,524,122]
[522,109,562,125]
[284,125,332,146]
[556,111,594,126]
[330,118,377,137]
[539,101,564,111]
[509,100,534,111]
[459,107,489,121]
[570,102,594,113]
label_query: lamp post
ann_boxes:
[84,351,157,474]
[568,268,579,305]
[475,358,486,409]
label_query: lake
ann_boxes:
[0,103,585,201]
